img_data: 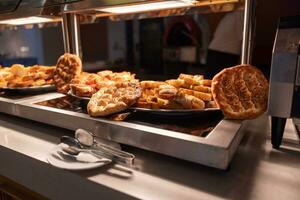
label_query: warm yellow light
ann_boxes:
[0,17,53,25]
[97,0,196,14]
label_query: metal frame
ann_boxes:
[241,0,256,64]
[0,0,256,169]
[60,0,256,64]
[62,13,81,57]
[15,93,244,169]
[0,0,62,22]
[0,92,244,169]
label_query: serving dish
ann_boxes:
[67,90,90,104]
[1,85,56,93]
[129,107,221,116]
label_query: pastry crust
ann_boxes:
[211,64,269,119]
[0,65,55,88]
[141,81,167,89]
[54,53,82,93]
[87,82,141,117]
[174,93,205,109]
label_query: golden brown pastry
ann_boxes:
[69,72,115,97]
[0,65,55,88]
[140,81,167,89]
[158,84,178,99]
[0,69,13,87]
[54,53,82,93]
[10,64,27,77]
[87,82,141,117]
[165,79,184,88]
[211,64,269,119]
[174,93,205,109]
[191,85,211,93]
[69,84,94,97]
[205,101,218,109]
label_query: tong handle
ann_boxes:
[92,143,135,166]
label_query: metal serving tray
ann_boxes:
[10,93,245,170]
[0,91,63,115]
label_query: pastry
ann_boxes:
[165,79,184,88]
[0,65,55,88]
[141,81,167,89]
[54,53,82,93]
[87,82,141,117]
[211,64,269,119]
[174,93,205,109]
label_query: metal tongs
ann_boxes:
[60,129,135,166]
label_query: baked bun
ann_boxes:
[211,64,269,119]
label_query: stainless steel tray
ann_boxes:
[129,107,221,116]
[67,90,90,104]
[0,92,63,115]
[68,90,221,116]
[8,93,245,169]
[1,85,55,93]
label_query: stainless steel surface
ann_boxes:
[11,93,244,169]
[0,0,63,22]
[268,83,294,118]
[1,85,55,93]
[296,55,300,86]
[66,131,136,166]
[106,4,241,22]
[64,0,151,13]
[241,0,255,64]
[0,92,63,115]
[268,27,300,118]
[62,0,242,21]
[62,13,81,56]
[1,113,300,200]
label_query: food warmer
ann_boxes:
[0,0,256,169]
[268,15,300,149]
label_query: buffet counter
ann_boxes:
[0,113,300,200]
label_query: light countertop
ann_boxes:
[0,113,300,200]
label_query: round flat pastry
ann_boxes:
[211,64,269,119]
[87,82,141,117]
[54,53,82,94]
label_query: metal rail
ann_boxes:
[62,13,81,57]
[0,92,245,169]
[241,0,255,64]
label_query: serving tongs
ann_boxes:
[60,129,135,167]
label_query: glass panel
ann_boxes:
[79,9,244,80]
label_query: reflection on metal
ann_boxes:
[241,0,255,64]
[96,0,196,14]
[0,16,55,25]
[3,92,244,169]
[0,21,61,31]
[105,2,242,22]
[0,0,80,29]
[0,0,63,22]
[0,0,243,28]
[62,13,82,57]
[63,0,242,22]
